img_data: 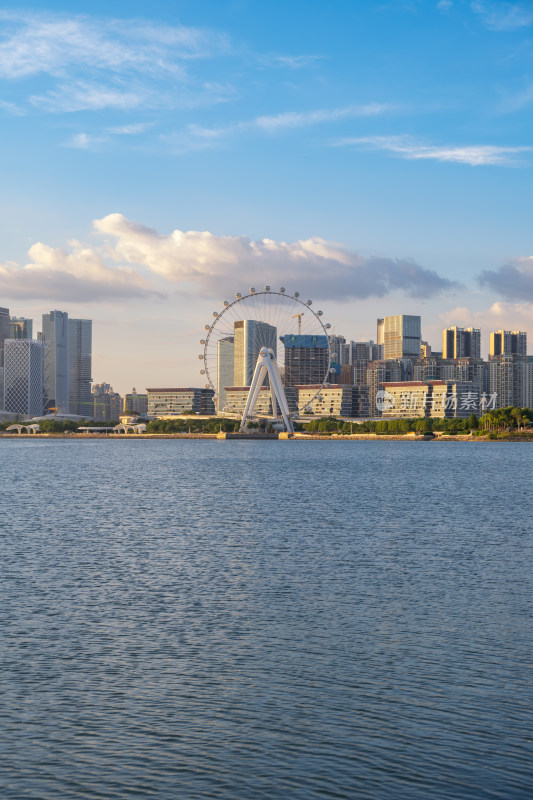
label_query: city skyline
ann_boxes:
[0,1,532,392]
[1,300,532,397]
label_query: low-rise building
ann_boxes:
[297,384,355,417]
[224,386,273,416]
[222,386,298,417]
[146,387,215,417]
[380,382,431,418]
[381,380,480,418]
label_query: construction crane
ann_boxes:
[292,312,304,335]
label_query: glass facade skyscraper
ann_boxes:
[233,320,277,386]
[0,307,10,368]
[9,317,33,340]
[217,336,234,412]
[68,318,92,416]
[383,315,421,361]
[42,310,70,413]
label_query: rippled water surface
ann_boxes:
[1,439,532,799]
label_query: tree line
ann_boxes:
[1,407,532,436]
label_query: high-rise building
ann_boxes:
[9,317,33,340]
[420,341,432,358]
[377,319,384,347]
[3,339,44,417]
[442,326,481,359]
[0,307,10,368]
[123,388,148,416]
[488,355,529,408]
[351,340,380,361]
[281,334,329,387]
[383,315,421,360]
[68,318,92,416]
[42,310,69,413]
[92,383,122,422]
[217,336,234,412]
[233,320,277,386]
[489,330,527,357]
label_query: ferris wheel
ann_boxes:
[198,286,332,428]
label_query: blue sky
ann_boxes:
[1,0,532,390]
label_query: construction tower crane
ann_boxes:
[292,312,304,335]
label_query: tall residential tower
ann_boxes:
[442,326,481,359]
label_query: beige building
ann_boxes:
[380,382,431,418]
[224,386,273,416]
[381,380,479,418]
[297,384,354,417]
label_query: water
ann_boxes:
[1,439,532,799]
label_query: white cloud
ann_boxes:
[93,213,457,300]
[471,1,533,30]
[163,103,392,153]
[259,54,324,69]
[0,239,161,302]
[0,98,24,115]
[254,103,388,131]
[30,82,146,113]
[106,122,154,135]
[498,83,533,112]
[0,214,461,305]
[64,133,103,149]
[0,11,230,114]
[0,12,225,79]
[336,135,532,165]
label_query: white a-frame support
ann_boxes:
[240,347,294,434]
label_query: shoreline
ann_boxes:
[1,432,530,442]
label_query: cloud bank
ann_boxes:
[0,239,160,301]
[94,213,456,300]
[0,214,457,304]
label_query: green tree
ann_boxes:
[468,413,479,430]
[415,418,431,433]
